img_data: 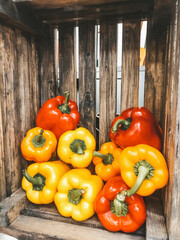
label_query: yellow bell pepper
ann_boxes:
[54,169,104,221]
[57,127,96,168]
[119,144,169,196]
[21,127,57,163]
[22,161,70,204]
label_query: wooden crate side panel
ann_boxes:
[59,23,77,102]
[0,24,40,201]
[144,20,167,125]
[38,30,57,106]
[162,0,180,239]
[79,22,96,137]
[121,20,140,112]
[99,22,117,147]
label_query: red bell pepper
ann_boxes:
[36,92,80,139]
[109,107,162,151]
[94,176,146,233]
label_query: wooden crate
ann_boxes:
[0,0,180,240]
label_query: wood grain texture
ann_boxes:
[0,188,28,227]
[162,0,180,239]
[0,24,40,201]
[144,19,167,124]
[38,29,57,106]
[9,215,145,240]
[79,22,96,137]
[0,0,47,35]
[22,202,145,237]
[146,196,168,240]
[121,20,140,112]
[59,23,77,102]
[99,22,117,147]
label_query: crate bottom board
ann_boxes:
[0,188,168,240]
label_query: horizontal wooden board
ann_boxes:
[14,1,154,24]
[9,215,145,240]
[0,188,28,227]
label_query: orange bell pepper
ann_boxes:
[119,144,169,196]
[93,142,122,181]
[21,127,57,163]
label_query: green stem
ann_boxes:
[127,166,150,197]
[22,170,43,186]
[58,91,71,114]
[64,91,70,107]
[76,142,84,155]
[111,191,128,217]
[70,139,86,155]
[93,151,114,165]
[111,118,132,133]
[36,129,44,143]
[68,188,85,205]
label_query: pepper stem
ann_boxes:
[58,91,71,114]
[93,151,114,165]
[68,188,85,205]
[70,139,86,155]
[126,160,154,197]
[23,170,43,186]
[111,118,132,133]
[36,129,44,143]
[111,191,128,217]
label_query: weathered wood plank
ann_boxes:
[9,215,145,240]
[0,0,47,35]
[38,30,57,106]
[144,19,167,124]
[22,202,145,237]
[121,20,140,112]
[59,23,77,102]
[146,196,168,240]
[0,188,28,227]
[79,22,96,136]
[99,22,117,147]
[162,1,180,239]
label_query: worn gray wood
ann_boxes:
[79,22,96,137]
[0,188,28,227]
[99,22,117,147]
[121,20,140,112]
[162,0,180,239]
[59,23,77,102]
[0,0,47,35]
[146,196,168,240]
[9,215,145,240]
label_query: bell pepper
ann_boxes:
[109,107,162,151]
[94,176,146,232]
[93,142,122,181]
[22,161,70,204]
[57,127,96,168]
[36,91,80,139]
[21,127,57,163]
[54,168,104,221]
[119,144,169,196]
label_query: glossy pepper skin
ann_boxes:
[94,176,146,233]
[57,127,96,168]
[54,169,104,221]
[36,92,80,139]
[109,107,162,151]
[22,161,70,204]
[21,127,57,163]
[119,144,169,196]
[93,142,122,182]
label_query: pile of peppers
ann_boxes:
[21,93,169,234]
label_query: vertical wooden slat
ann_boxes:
[0,25,7,202]
[38,30,57,106]
[144,20,167,124]
[59,23,77,102]
[79,22,96,136]
[162,0,180,239]
[121,20,140,112]
[99,22,117,147]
